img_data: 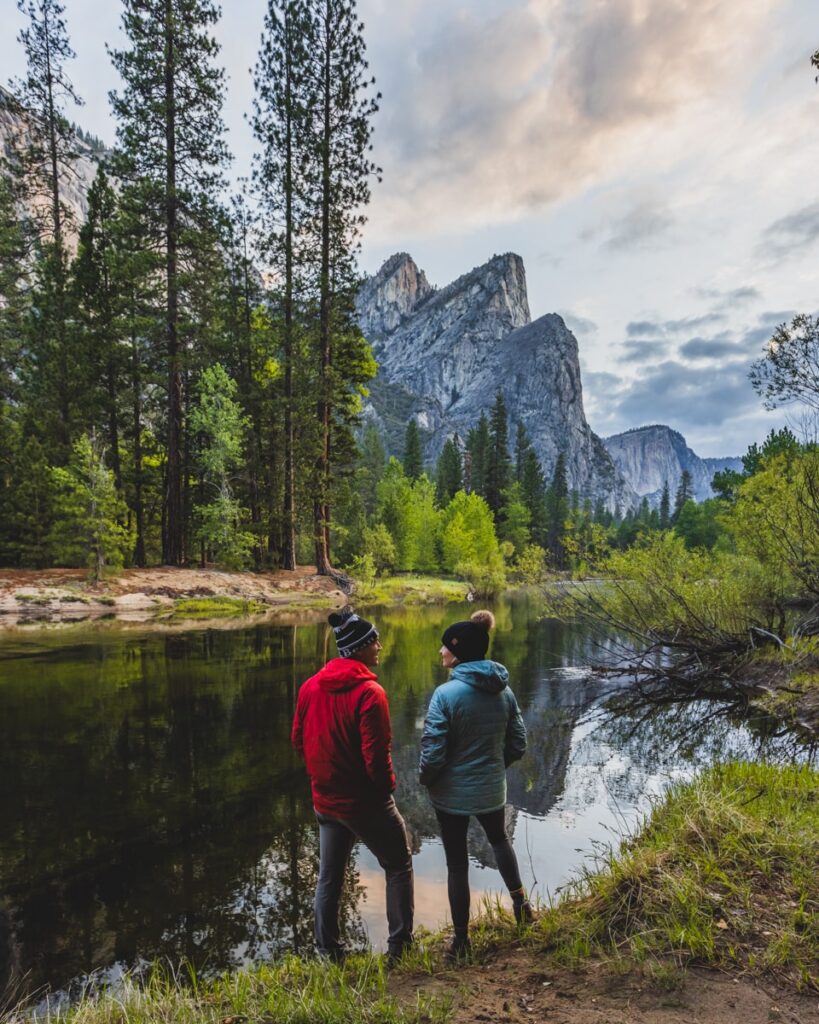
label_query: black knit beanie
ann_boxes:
[328,608,379,658]
[441,609,495,663]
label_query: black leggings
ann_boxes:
[435,808,523,930]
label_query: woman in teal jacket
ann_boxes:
[419,609,530,959]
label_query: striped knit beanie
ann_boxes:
[328,609,379,658]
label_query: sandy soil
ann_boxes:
[391,946,818,1024]
[0,566,347,624]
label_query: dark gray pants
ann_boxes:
[314,797,414,958]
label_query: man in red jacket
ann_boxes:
[292,609,414,963]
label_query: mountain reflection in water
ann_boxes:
[0,592,809,1006]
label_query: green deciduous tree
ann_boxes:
[749,314,819,414]
[440,490,499,573]
[189,364,254,569]
[375,457,415,569]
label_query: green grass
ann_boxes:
[7,763,816,1023]
[9,954,452,1024]
[354,574,470,606]
[171,597,267,618]
[530,762,819,990]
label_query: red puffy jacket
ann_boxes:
[291,657,396,817]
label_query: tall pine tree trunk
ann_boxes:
[240,244,264,569]
[131,327,146,568]
[163,0,183,565]
[44,16,70,455]
[282,13,297,571]
[313,1,332,576]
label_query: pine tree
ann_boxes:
[498,481,530,555]
[110,178,166,567]
[49,431,128,579]
[0,174,30,563]
[658,479,671,530]
[485,391,512,513]
[435,436,463,505]
[303,0,379,575]
[673,469,693,522]
[10,0,84,456]
[72,166,124,490]
[466,413,490,496]
[253,0,313,570]
[0,172,29,466]
[110,0,229,565]
[403,418,423,480]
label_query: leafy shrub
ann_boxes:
[362,523,397,575]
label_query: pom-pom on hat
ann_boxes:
[442,609,495,663]
[328,608,379,658]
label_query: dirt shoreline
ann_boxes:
[390,946,819,1024]
[0,566,348,625]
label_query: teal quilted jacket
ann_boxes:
[418,660,527,815]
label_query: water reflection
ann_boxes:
[0,593,811,1006]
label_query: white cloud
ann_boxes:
[367,0,778,237]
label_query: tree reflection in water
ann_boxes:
[0,592,812,1006]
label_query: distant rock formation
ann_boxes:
[603,424,742,504]
[357,252,634,508]
[0,86,101,250]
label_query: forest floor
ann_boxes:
[0,565,349,625]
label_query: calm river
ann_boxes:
[0,592,802,1005]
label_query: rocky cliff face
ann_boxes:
[357,252,634,507]
[0,87,100,249]
[603,425,742,504]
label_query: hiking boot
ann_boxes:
[445,929,471,963]
[512,891,534,925]
[385,941,413,969]
[319,946,347,965]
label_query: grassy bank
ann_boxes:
[9,762,816,1023]
[353,574,470,606]
[9,955,451,1024]
[171,596,269,618]
[533,761,819,990]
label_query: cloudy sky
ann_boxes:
[4,0,818,456]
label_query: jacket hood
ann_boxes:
[313,657,378,692]
[450,659,509,694]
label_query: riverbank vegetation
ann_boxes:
[6,761,816,1024]
[533,761,819,990]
